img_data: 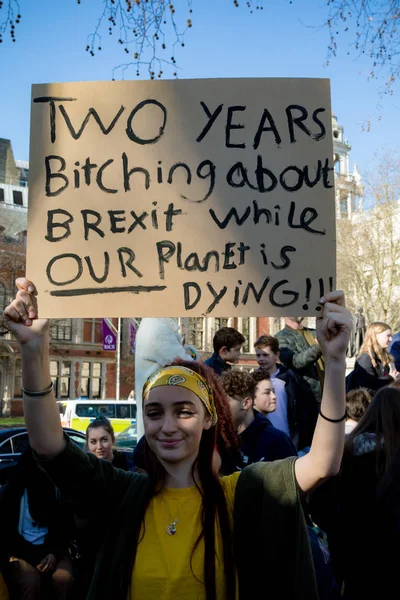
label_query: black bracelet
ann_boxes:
[319,405,347,423]
[22,382,54,397]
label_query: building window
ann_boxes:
[80,361,102,399]
[0,282,6,312]
[12,190,23,206]
[0,188,4,202]
[186,318,204,350]
[50,319,72,341]
[214,318,229,331]
[50,360,71,399]
[340,199,347,215]
[239,318,250,353]
[83,319,102,344]
[14,359,22,398]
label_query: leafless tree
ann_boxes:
[337,150,400,329]
[0,0,264,78]
[323,0,400,95]
[0,228,25,335]
[2,0,399,88]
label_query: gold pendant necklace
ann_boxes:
[161,493,195,536]
[166,518,178,536]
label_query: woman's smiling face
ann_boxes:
[87,427,114,462]
[143,386,212,465]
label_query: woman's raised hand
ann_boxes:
[3,278,49,346]
[316,290,353,361]
[390,366,400,380]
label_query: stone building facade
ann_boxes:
[0,139,135,415]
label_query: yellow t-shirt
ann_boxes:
[128,471,240,600]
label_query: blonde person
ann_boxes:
[3,278,352,600]
[348,322,400,394]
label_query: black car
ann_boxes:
[0,427,87,486]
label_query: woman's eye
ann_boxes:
[179,409,194,416]
[146,411,161,418]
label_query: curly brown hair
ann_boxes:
[220,369,255,400]
[251,369,272,393]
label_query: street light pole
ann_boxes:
[116,318,121,401]
[104,318,121,401]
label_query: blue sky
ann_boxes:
[0,0,399,177]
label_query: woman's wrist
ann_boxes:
[21,342,51,391]
[20,332,49,354]
[323,354,346,367]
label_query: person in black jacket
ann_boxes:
[221,369,297,466]
[0,447,74,600]
[254,334,318,449]
[347,321,400,395]
[310,386,400,599]
[389,331,400,371]
[204,327,245,375]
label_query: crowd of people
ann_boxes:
[1,278,400,599]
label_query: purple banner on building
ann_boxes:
[130,321,137,354]
[102,319,116,351]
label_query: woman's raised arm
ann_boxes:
[3,277,65,457]
[295,290,353,494]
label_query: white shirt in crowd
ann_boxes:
[19,489,48,545]
[345,419,358,435]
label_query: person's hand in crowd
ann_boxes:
[316,291,352,361]
[390,365,400,380]
[3,278,49,348]
[36,553,57,573]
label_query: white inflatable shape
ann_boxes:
[134,318,195,439]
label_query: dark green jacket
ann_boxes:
[37,438,317,600]
[276,326,322,402]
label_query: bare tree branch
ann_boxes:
[323,0,400,94]
[0,0,265,78]
[0,0,21,45]
[337,149,400,329]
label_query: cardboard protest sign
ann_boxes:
[27,78,335,317]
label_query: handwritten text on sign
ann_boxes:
[27,78,336,317]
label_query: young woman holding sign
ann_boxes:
[3,278,352,600]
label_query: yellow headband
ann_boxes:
[143,366,218,426]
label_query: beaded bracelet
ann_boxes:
[319,405,347,423]
[22,382,54,397]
